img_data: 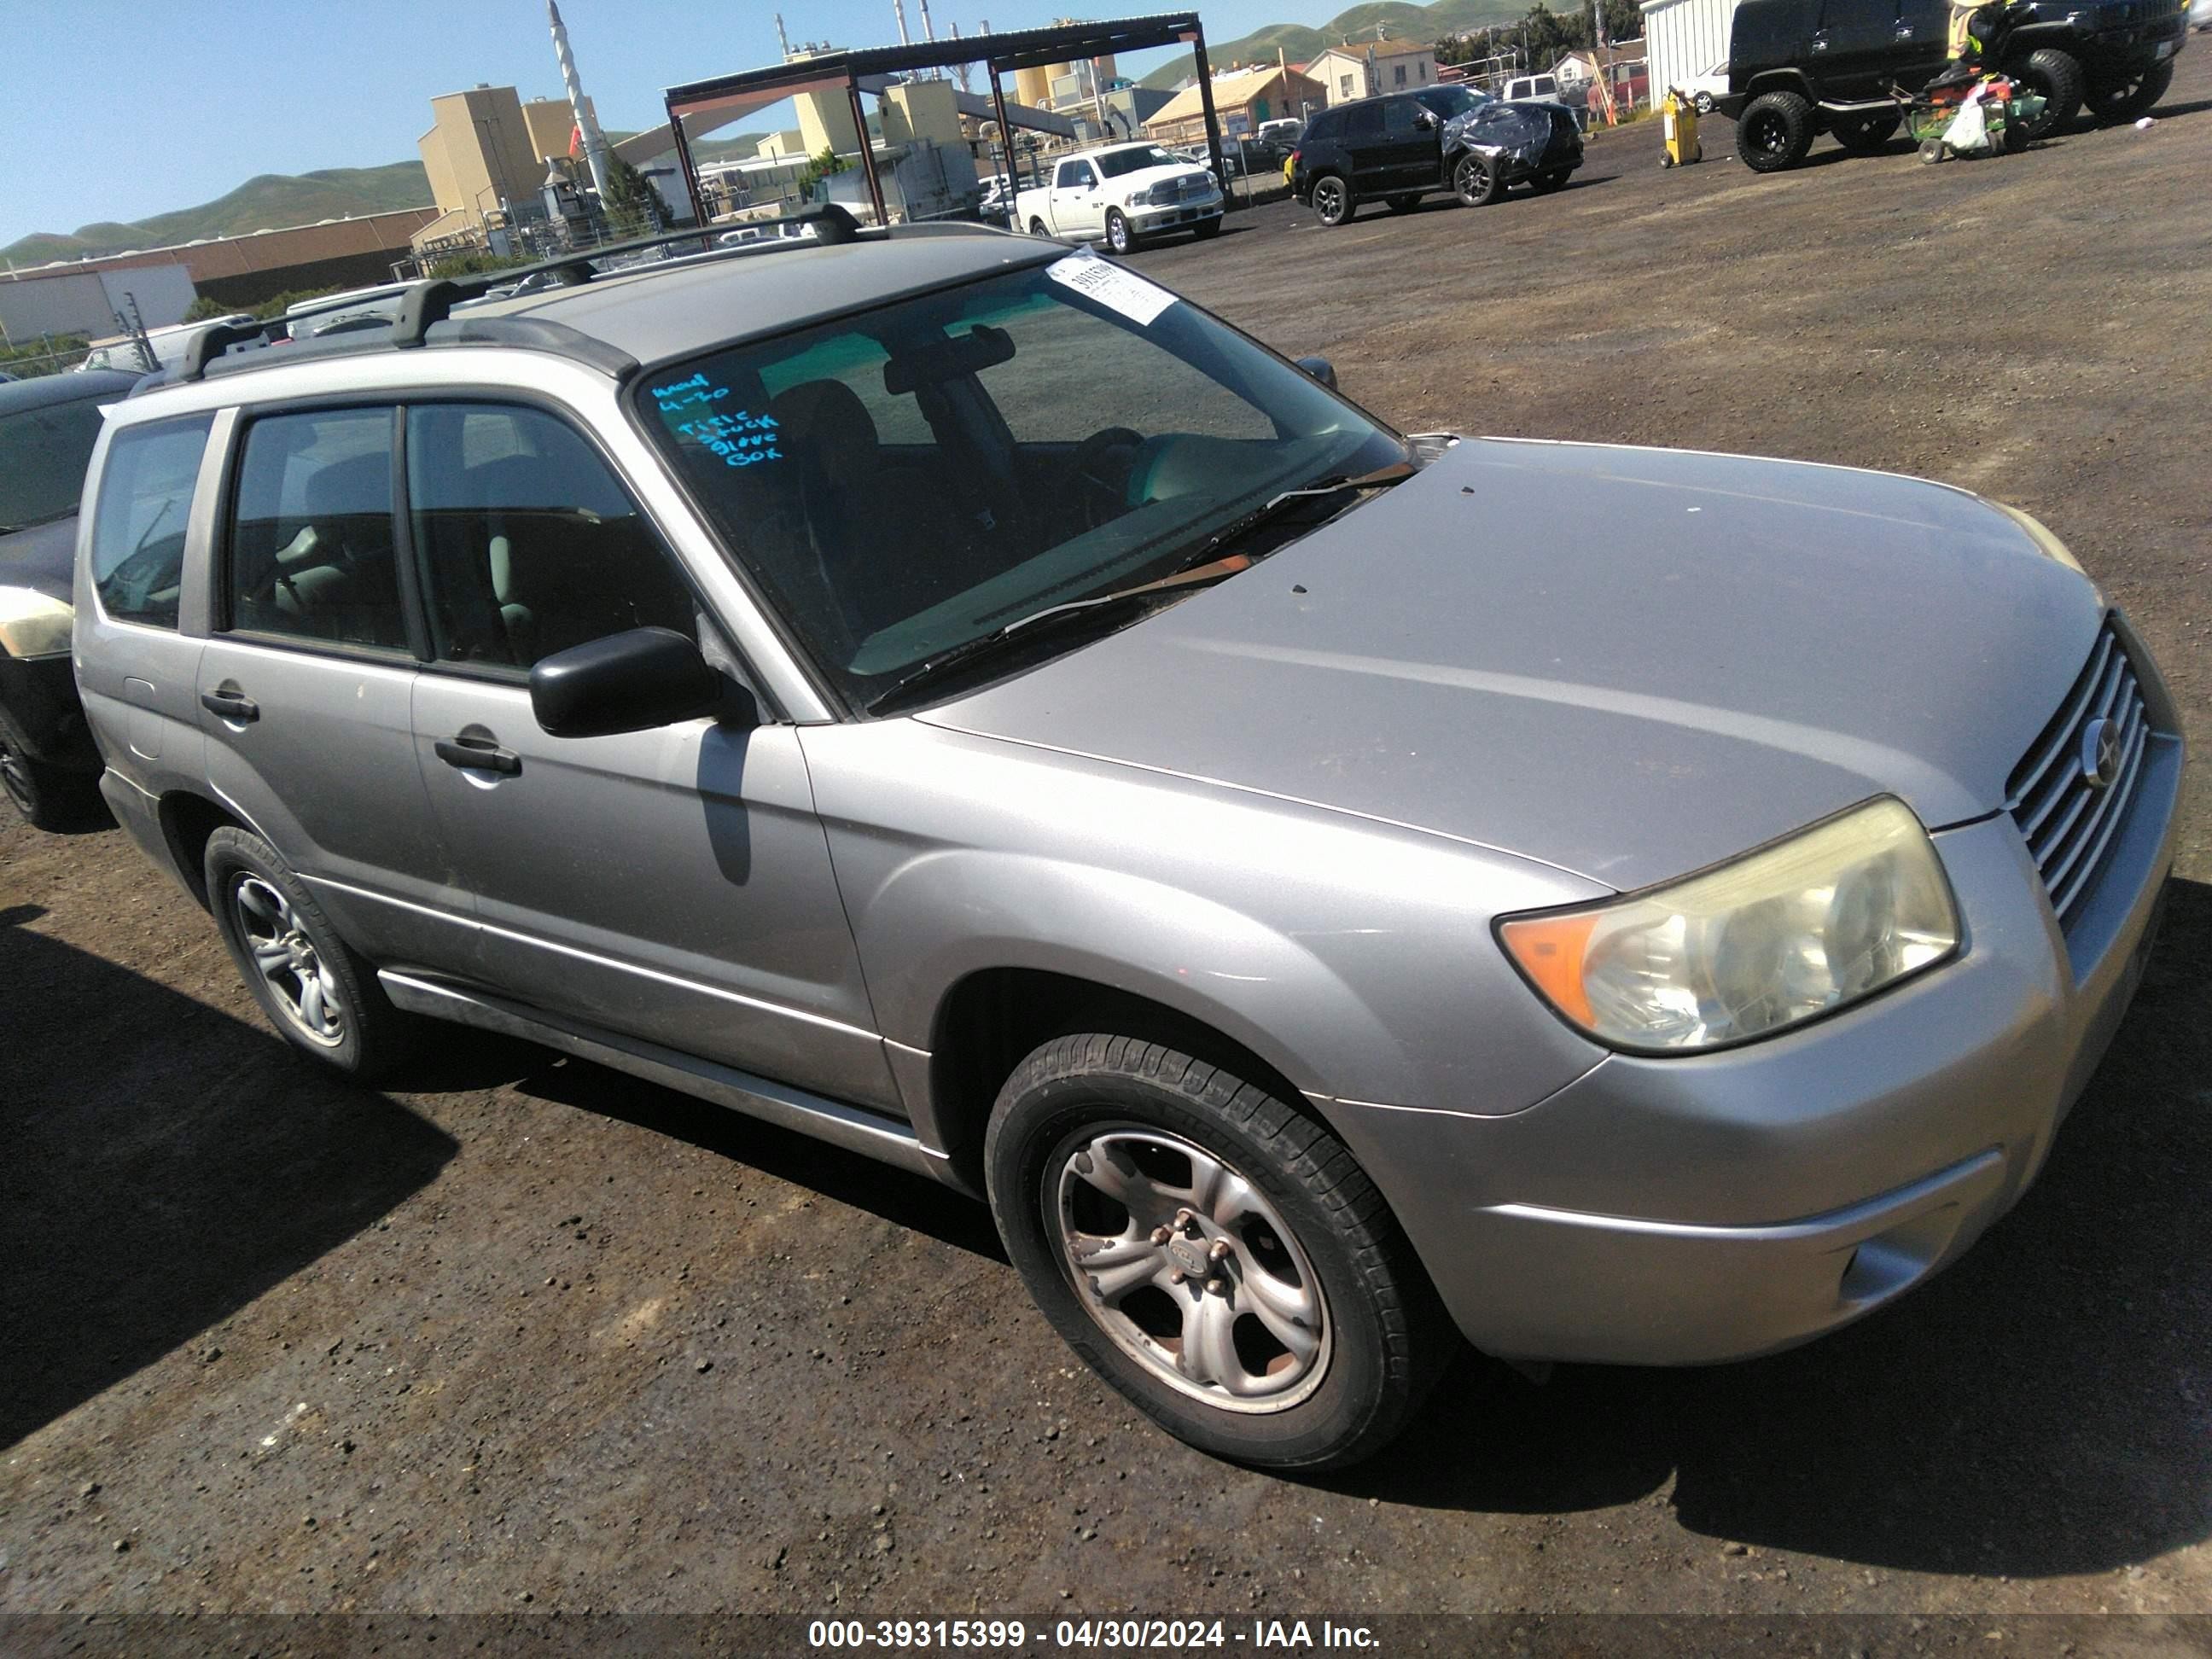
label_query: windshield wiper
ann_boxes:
[863,463,1413,718]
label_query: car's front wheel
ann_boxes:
[1452,152,1502,207]
[985,1033,1448,1470]
[0,714,101,833]
[205,826,416,1078]
[1105,209,1139,255]
[1308,175,1353,226]
[1734,89,1816,171]
[2011,48,2085,138]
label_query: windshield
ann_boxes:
[0,392,110,531]
[1094,145,1184,178]
[1413,84,1495,119]
[637,257,1403,709]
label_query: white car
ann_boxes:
[2192,0,2209,31]
[1014,142,1224,255]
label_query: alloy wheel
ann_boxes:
[1050,1125,1330,1412]
[230,875,346,1045]
[1311,178,1347,224]
[0,736,33,818]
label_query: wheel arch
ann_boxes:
[158,789,248,910]
[1741,69,1815,103]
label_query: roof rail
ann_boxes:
[389,203,864,348]
[177,317,284,383]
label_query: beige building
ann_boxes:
[1144,65,1325,145]
[416,84,546,247]
[519,94,599,163]
[1307,38,1440,104]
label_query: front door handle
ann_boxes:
[201,687,259,722]
[434,733,521,776]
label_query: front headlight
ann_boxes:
[0,585,74,658]
[1498,797,1959,1053]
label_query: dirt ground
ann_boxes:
[4,55,2210,1640]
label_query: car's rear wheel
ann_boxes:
[1028,217,1050,236]
[1308,175,1353,226]
[1385,192,1423,213]
[1831,111,1901,153]
[1528,167,1572,194]
[2087,60,2173,122]
[985,1033,1449,1470]
[205,827,416,1078]
[1734,89,1817,171]
[2011,48,2085,138]
[1452,153,1502,206]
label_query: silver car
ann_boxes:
[74,223,2180,1470]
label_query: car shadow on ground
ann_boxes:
[0,905,458,1449]
[1323,874,2212,1580]
[509,1051,1008,1264]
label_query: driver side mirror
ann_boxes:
[1295,356,1338,391]
[1415,109,1439,130]
[530,626,733,739]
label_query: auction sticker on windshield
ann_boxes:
[1047,253,1177,326]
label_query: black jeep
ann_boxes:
[1713,0,2188,170]
[1290,84,1584,224]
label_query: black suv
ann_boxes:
[1716,0,2188,170]
[0,370,145,828]
[1290,84,1583,225]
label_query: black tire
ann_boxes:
[1027,217,1050,236]
[1831,111,1901,154]
[1734,88,1817,171]
[1384,192,1423,213]
[1191,215,1223,241]
[1528,167,1572,194]
[2011,48,2085,139]
[1452,152,1502,207]
[1105,209,1138,255]
[2087,59,2174,123]
[1308,173,1353,226]
[205,826,416,1079]
[984,1033,1451,1470]
[0,713,101,833]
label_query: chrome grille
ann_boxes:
[2005,621,2150,926]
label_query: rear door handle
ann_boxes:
[201,688,259,722]
[434,734,521,776]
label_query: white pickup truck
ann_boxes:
[1013,142,1224,255]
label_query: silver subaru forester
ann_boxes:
[73,218,2180,1469]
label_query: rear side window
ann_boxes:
[1346,102,1384,137]
[405,404,698,671]
[225,407,409,653]
[1305,109,1342,142]
[89,415,213,630]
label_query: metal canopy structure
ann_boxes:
[660,12,1226,230]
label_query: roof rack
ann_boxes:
[389,203,864,349]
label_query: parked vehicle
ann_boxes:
[1291,85,1584,225]
[78,216,2180,1470]
[2191,0,2209,31]
[1501,73,1561,99]
[0,370,143,827]
[1714,0,2188,169]
[1016,142,1224,252]
[76,317,254,375]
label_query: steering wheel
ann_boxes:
[1064,427,1147,530]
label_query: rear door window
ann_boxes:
[89,414,214,630]
[1346,102,1384,137]
[224,406,410,654]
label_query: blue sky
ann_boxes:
[0,0,1317,247]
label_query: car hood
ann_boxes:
[0,515,81,605]
[1118,165,1217,192]
[918,438,2104,890]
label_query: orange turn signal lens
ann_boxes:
[1498,911,1599,1030]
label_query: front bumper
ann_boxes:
[1129,200,1223,233]
[1324,720,2183,1367]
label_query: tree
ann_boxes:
[797,145,851,203]
[183,294,236,322]
[598,151,664,238]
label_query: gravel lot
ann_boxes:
[3,55,2209,1635]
